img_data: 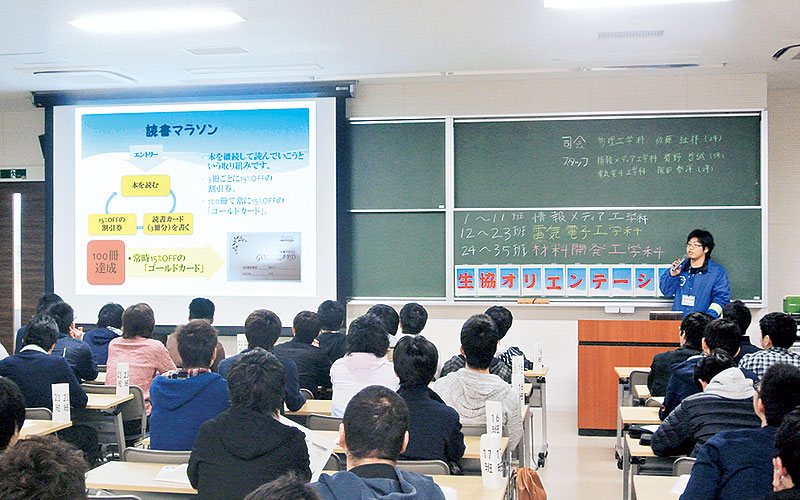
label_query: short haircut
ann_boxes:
[122,303,155,339]
[317,300,345,331]
[759,312,798,349]
[703,318,741,357]
[345,314,389,357]
[776,409,800,482]
[0,435,87,500]
[189,297,215,322]
[394,335,438,385]
[244,309,282,350]
[343,386,408,462]
[228,348,285,415]
[0,377,25,450]
[176,320,218,368]
[722,300,751,337]
[687,229,715,257]
[758,363,800,427]
[45,302,73,334]
[22,314,59,351]
[367,304,399,336]
[36,293,63,314]
[694,349,733,384]
[293,311,321,344]
[485,305,513,339]
[399,303,428,335]
[243,473,320,500]
[681,312,712,349]
[96,302,124,329]
[461,314,500,370]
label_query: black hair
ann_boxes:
[343,385,408,462]
[759,364,800,427]
[45,302,73,334]
[485,306,513,339]
[687,229,715,257]
[293,311,321,345]
[243,473,320,500]
[394,335,438,386]
[176,320,218,368]
[189,297,215,322]
[399,303,428,335]
[345,314,389,357]
[367,304,399,336]
[36,293,63,314]
[760,312,798,349]
[681,311,712,350]
[461,314,499,370]
[96,303,124,329]
[243,309,282,350]
[228,348,285,415]
[703,318,741,357]
[22,314,58,351]
[722,300,751,337]
[0,435,87,500]
[694,349,733,384]
[317,300,345,331]
[122,303,155,338]
[776,409,800,483]
[0,377,25,450]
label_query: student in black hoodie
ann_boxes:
[188,348,310,500]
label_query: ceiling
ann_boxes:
[1,0,799,94]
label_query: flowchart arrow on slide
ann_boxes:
[127,246,223,280]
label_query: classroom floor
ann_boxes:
[534,410,621,500]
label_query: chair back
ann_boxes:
[300,388,314,400]
[25,407,53,420]
[629,370,649,390]
[461,423,507,436]
[673,457,696,476]
[307,414,342,431]
[396,459,450,475]
[97,364,107,372]
[83,384,116,394]
[122,447,191,464]
[324,453,344,471]
[119,386,147,437]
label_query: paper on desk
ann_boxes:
[280,416,336,482]
[155,464,191,485]
[440,485,458,500]
[670,474,690,494]
[651,396,665,404]
[640,424,660,433]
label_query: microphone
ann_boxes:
[671,254,689,273]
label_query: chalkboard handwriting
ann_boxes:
[460,243,664,260]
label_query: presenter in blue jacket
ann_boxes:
[659,229,730,318]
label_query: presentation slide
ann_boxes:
[52,98,337,326]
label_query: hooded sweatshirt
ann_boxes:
[330,353,399,418]
[652,367,760,457]
[314,467,446,500]
[188,406,311,500]
[149,371,230,451]
[82,327,122,365]
[431,368,523,449]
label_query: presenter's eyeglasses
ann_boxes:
[686,242,704,249]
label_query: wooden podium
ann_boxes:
[577,319,680,435]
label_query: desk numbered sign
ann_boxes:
[52,383,70,423]
[116,362,130,397]
[485,400,503,436]
[480,433,504,489]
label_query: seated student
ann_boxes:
[487,305,534,372]
[394,335,465,466]
[48,301,98,383]
[245,473,320,500]
[273,311,332,397]
[0,376,26,451]
[218,309,306,411]
[314,385,446,500]
[433,314,523,449]
[81,302,123,365]
[397,302,429,340]
[105,303,177,415]
[439,308,514,383]
[13,292,62,353]
[330,314,399,418]
[367,303,400,347]
[166,297,226,372]
[769,409,800,498]
[149,320,231,451]
[0,435,87,500]
[316,299,348,363]
[652,349,760,457]
[661,318,758,419]
[722,300,760,364]
[648,312,709,398]
[680,363,800,500]
[189,348,311,500]
[740,312,800,378]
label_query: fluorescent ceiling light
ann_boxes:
[544,0,730,8]
[69,9,244,34]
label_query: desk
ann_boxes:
[85,392,134,459]
[634,384,651,400]
[84,372,106,385]
[19,419,71,439]
[524,366,549,467]
[618,408,663,500]
[286,399,332,417]
[614,366,651,456]
[632,474,683,500]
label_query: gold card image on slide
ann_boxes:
[227,232,301,281]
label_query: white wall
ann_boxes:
[0,93,43,171]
